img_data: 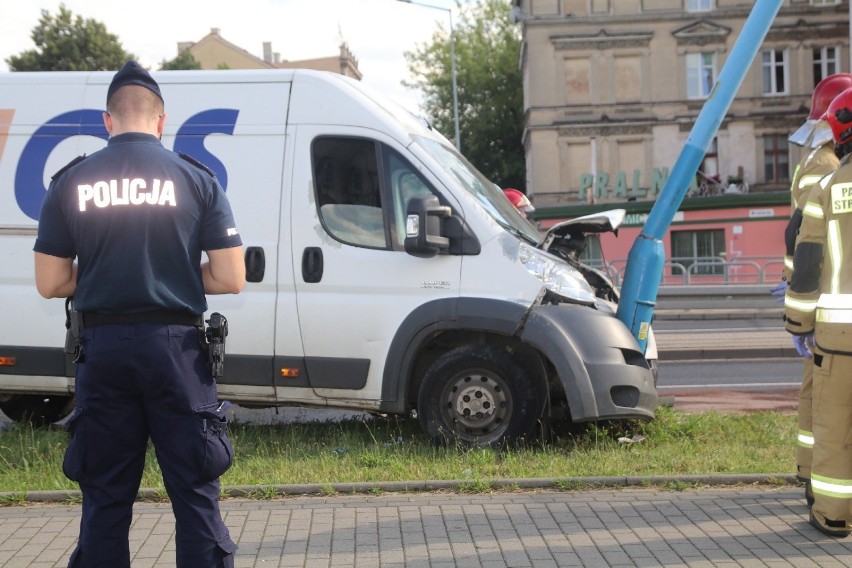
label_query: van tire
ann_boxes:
[417,345,544,447]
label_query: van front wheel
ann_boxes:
[417,345,544,447]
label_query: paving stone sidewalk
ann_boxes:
[2,486,852,567]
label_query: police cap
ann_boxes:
[107,61,163,105]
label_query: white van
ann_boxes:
[0,69,656,445]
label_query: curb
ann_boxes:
[654,309,783,321]
[2,473,799,503]
[659,347,797,361]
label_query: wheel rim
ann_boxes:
[439,369,512,443]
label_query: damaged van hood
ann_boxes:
[539,208,625,249]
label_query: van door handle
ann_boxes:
[245,246,265,282]
[302,247,324,283]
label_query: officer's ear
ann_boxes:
[157,113,166,139]
[103,112,113,135]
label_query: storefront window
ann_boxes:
[671,229,725,276]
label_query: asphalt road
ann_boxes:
[657,358,802,393]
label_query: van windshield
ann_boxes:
[415,136,542,244]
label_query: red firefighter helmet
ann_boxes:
[503,188,535,215]
[825,87,852,145]
[789,74,852,146]
[809,74,852,120]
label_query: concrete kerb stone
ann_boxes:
[659,346,797,360]
[654,308,784,321]
[3,473,798,504]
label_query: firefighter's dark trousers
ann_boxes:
[811,348,852,529]
[64,323,236,567]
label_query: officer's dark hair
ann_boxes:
[106,85,164,119]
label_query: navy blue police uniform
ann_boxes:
[34,61,241,568]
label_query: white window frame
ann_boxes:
[685,0,713,11]
[811,0,840,5]
[814,46,841,84]
[686,52,716,99]
[762,49,789,95]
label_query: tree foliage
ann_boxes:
[404,0,525,191]
[160,50,202,71]
[6,4,135,71]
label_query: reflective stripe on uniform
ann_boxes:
[817,293,852,309]
[798,429,814,448]
[816,294,852,323]
[798,174,825,189]
[812,474,852,499]
[828,219,842,294]
[803,202,825,219]
[785,296,817,312]
[784,256,794,270]
[816,308,852,323]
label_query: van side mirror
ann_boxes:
[404,195,451,258]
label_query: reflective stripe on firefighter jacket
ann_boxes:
[786,153,852,350]
[784,143,839,280]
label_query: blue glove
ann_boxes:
[792,334,813,358]
[770,280,788,303]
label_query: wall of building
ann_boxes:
[513,0,849,210]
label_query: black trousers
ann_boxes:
[65,323,236,567]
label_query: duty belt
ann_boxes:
[82,310,203,327]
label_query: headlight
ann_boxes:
[518,242,596,305]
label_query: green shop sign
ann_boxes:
[578,168,672,201]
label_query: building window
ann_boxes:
[811,0,840,5]
[686,52,716,99]
[685,0,712,11]
[671,229,725,276]
[762,49,788,95]
[813,46,840,84]
[763,134,790,183]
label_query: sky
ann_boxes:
[0,0,473,112]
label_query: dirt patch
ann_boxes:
[662,389,800,414]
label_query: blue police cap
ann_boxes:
[107,61,163,105]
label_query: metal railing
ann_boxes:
[587,256,785,287]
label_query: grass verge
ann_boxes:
[0,406,796,495]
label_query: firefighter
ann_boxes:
[779,74,852,509]
[785,86,852,538]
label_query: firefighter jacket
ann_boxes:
[786,153,852,354]
[784,142,839,280]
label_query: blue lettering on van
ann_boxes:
[15,110,107,220]
[173,109,238,191]
[14,108,239,221]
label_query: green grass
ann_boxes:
[0,407,796,495]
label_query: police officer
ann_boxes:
[786,86,852,538]
[33,61,246,566]
[780,74,852,508]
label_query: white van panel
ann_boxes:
[288,122,463,400]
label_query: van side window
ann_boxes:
[387,151,439,248]
[313,137,388,249]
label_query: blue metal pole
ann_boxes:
[616,0,783,351]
